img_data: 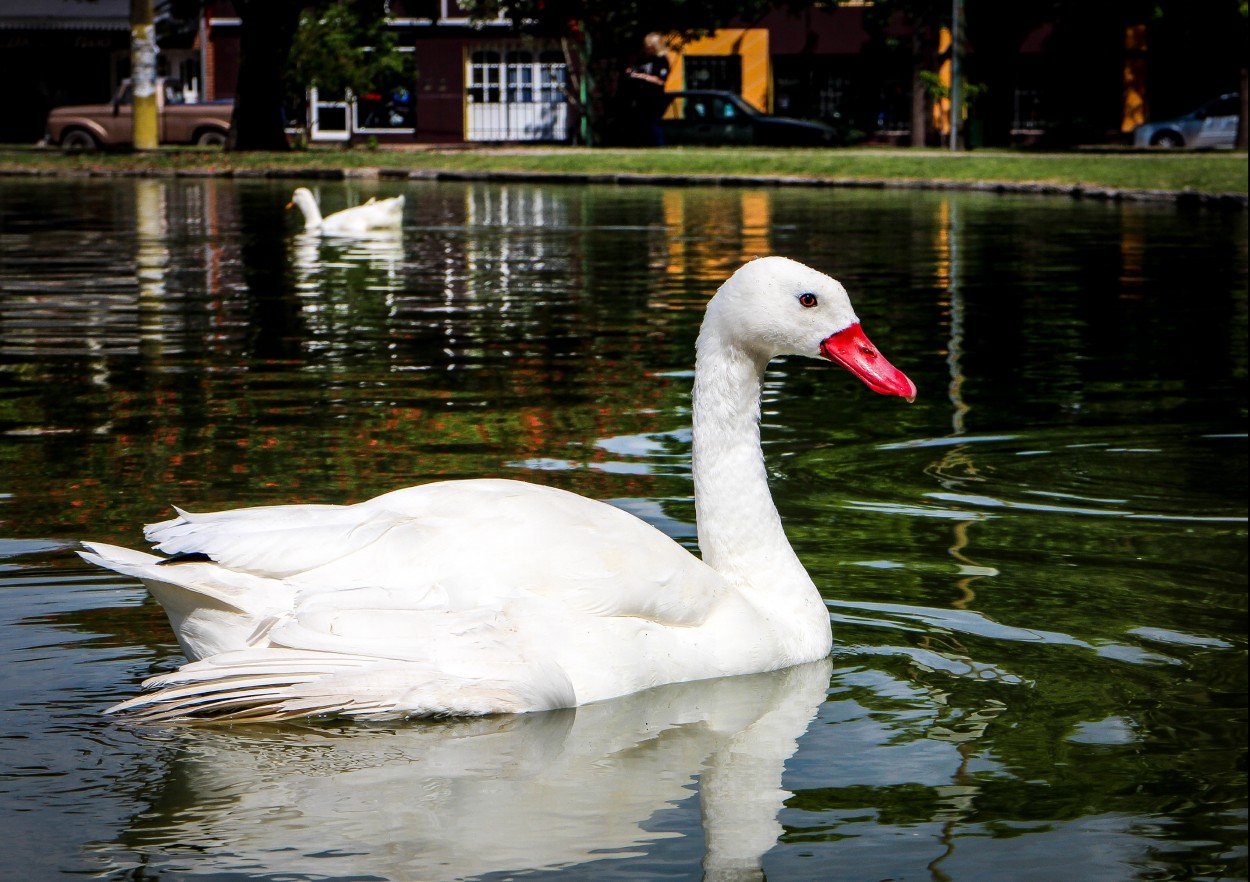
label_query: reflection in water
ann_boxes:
[0,178,1244,882]
[291,229,405,283]
[662,188,778,283]
[290,228,406,340]
[935,199,968,437]
[932,199,988,613]
[136,179,169,364]
[111,660,831,881]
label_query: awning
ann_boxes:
[0,0,131,31]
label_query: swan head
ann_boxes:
[707,256,916,401]
[286,188,321,226]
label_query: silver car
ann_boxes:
[1133,93,1240,148]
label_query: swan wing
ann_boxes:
[144,478,725,627]
[321,195,404,233]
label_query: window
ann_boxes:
[505,51,534,103]
[468,50,503,104]
[538,50,567,105]
[684,56,742,93]
[1205,95,1239,118]
[354,49,416,132]
[466,45,571,141]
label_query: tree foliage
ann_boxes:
[227,0,407,151]
[288,2,407,98]
[866,0,1247,148]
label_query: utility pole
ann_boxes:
[578,30,594,147]
[131,0,159,150]
[950,0,961,150]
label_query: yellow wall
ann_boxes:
[933,27,952,135]
[669,29,771,113]
[1122,24,1148,132]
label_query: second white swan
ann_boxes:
[287,186,404,234]
[81,256,916,721]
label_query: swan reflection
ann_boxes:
[115,658,831,880]
[291,228,405,291]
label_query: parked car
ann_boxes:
[658,90,839,147]
[45,78,233,151]
[1133,93,1240,148]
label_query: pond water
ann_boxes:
[0,177,1245,882]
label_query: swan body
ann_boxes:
[81,256,915,721]
[287,186,404,234]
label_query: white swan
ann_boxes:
[80,256,915,722]
[287,186,404,234]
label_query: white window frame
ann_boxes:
[466,45,569,142]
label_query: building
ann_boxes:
[1,0,1239,148]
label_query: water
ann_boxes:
[0,177,1245,881]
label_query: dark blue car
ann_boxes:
[659,90,839,147]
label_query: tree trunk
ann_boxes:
[227,0,307,152]
[909,30,930,148]
[1238,64,1248,151]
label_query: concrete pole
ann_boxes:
[131,0,159,150]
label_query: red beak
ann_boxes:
[819,323,916,402]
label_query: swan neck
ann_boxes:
[690,338,801,586]
[690,325,831,663]
[299,197,322,229]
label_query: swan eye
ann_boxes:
[798,292,818,308]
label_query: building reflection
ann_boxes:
[929,198,992,613]
[4,180,793,527]
[0,179,851,371]
[2,178,1210,542]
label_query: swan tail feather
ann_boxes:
[78,542,290,660]
[79,542,247,610]
[106,650,568,722]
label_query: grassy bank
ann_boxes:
[0,145,1245,198]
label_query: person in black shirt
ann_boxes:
[624,32,672,146]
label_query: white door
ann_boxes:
[467,47,569,141]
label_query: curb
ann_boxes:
[2,165,1245,208]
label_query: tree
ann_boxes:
[865,0,1056,148]
[224,0,410,151]
[869,0,1249,150]
[460,0,785,145]
[1241,0,1249,150]
[287,1,409,126]
[228,0,311,151]
[861,0,947,147]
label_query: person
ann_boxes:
[624,32,671,146]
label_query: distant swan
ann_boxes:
[81,256,916,721]
[287,186,404,234]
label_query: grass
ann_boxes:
[0,144,1246,197]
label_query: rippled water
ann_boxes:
[0,177,1245,881]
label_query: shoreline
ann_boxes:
[1,146,1245,208]
[2,164,1244,208]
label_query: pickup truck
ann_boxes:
[45,78,233,150]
